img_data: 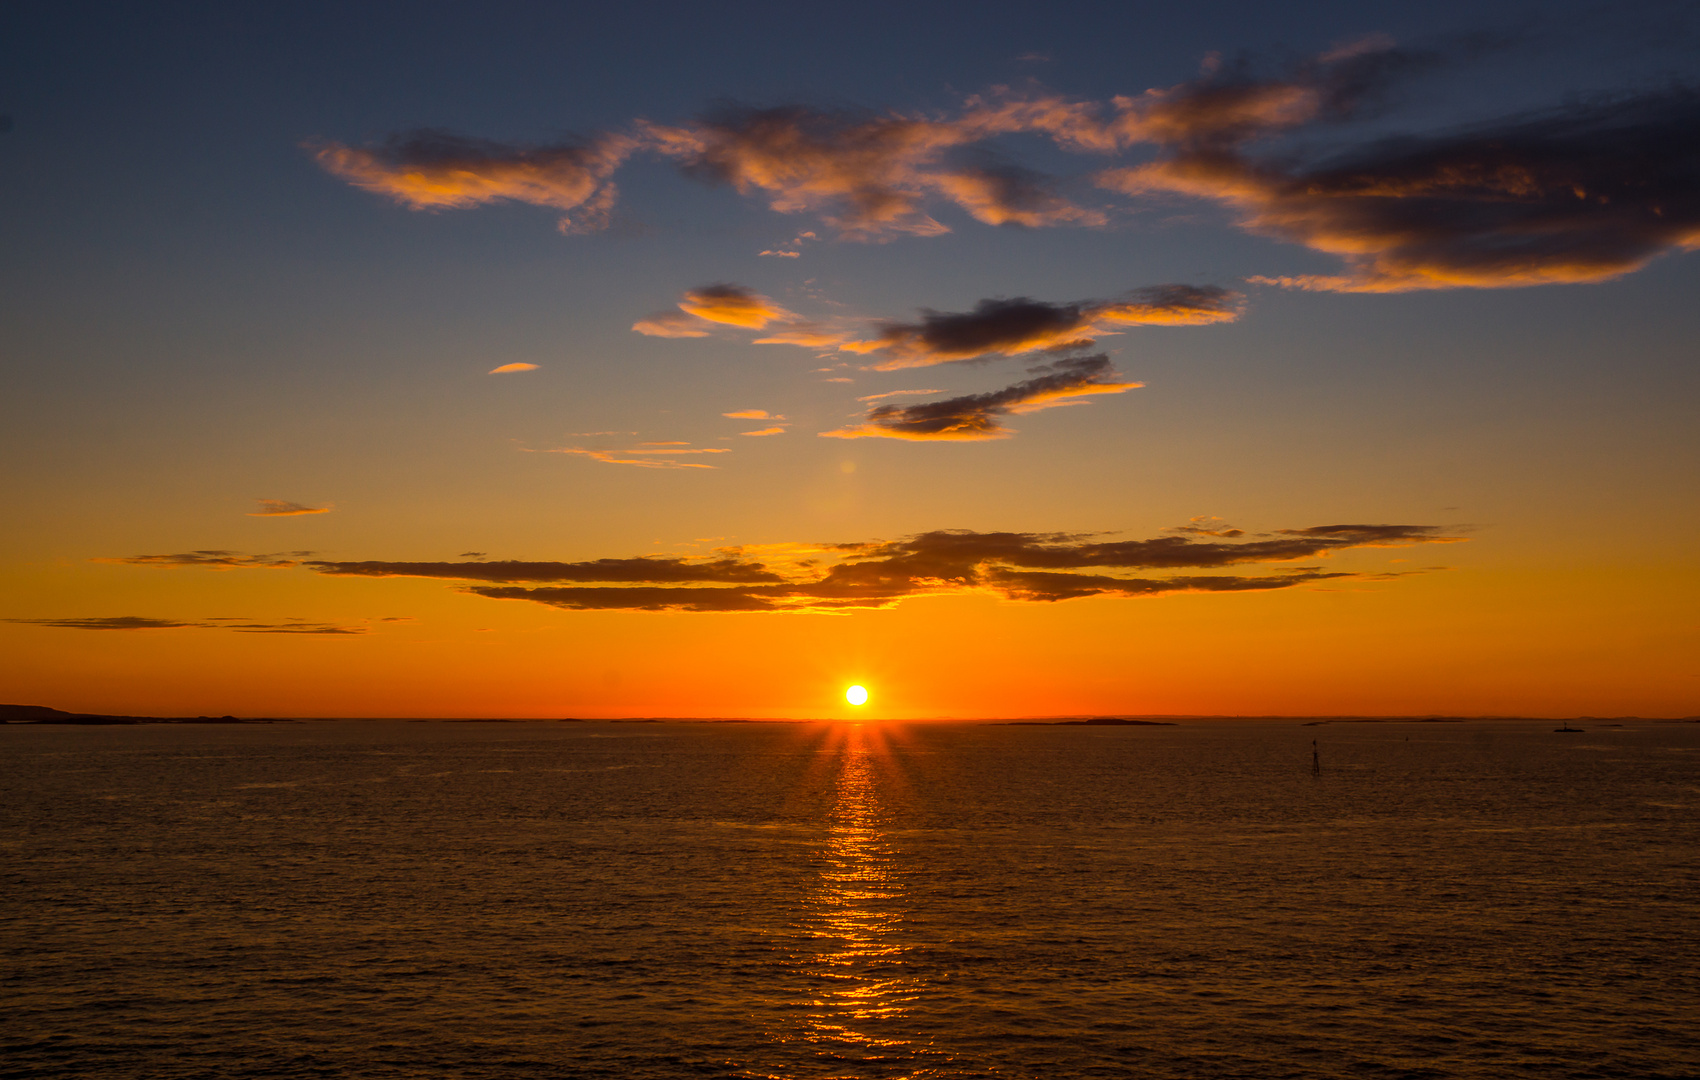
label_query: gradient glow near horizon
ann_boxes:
[1,1,1697,719]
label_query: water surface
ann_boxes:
[3,720,1696,1078]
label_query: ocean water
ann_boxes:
[2,719,1696,1079]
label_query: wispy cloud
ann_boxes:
[541,441,731,469]
[721,409,790,436]
[489,362,539,373]
[96,550,310,569]
[306,555,785,584]
[249,500,330,517]
[821,355,1140,440]
[7,616,366,635]
[308,129,636,234]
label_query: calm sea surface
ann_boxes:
[2,720,1696,1079]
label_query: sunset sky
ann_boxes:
[3,1,1697,718]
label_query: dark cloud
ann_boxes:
[470,585,787,613]
[95,524,1462,616]
[97,551,310,569]
[986,568,1356,601]
[843,285,1240,368]
[306,556,785,584]
[7,616,364,634]
[821,355,1141,440]
[1102,47,1700,290]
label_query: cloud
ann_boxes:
[444,521,1459,612]
[545,445,729,469]
[759,250,801,258]
[677,283,797,328]
[634,282,1236,366]
[631,311,714,338]
[489,362,539,373]
[249,500,330,517]
[820,355,1141,440]
[309,129,635,233]
[311,60,1700,287]
[95,523,1461,616]
[1095,50,1700,289]
[7,616,365,634]
[305,556,785,584]
[97,550,309,569]
[841,285,1239,368]
[722,409,789,436]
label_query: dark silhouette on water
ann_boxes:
[1554,721,1585,733]
[1312,739,1321,776]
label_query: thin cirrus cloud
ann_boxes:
[6,616,366,635]
[535,440,732,470]
[489,362,539,374]
[96,550,311,569]
[248,500,330,517]
[125,522,1457,613]
[723,409,790,436]
[311,41,1700,289]
[821,355,1140,441]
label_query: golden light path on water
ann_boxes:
[771,723,932,1076]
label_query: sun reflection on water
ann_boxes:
[790,724,925,1070]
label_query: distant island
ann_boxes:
[0,704,288,725]
[997,717,1178,726]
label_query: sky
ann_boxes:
[2,0,1697,719]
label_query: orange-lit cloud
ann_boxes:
[676,283,797,328]
[630,311,712,337]
[312,59,1700,287]
[640,105,1088,239]
[488,362,539,373]
[309,129,635,233]
[545,445,729,469]
[821,355,1139,440]
[248,500,330,517]
[722,409,790,436]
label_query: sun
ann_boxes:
[845,684,869,706]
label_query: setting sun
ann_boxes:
[845,685,869,706]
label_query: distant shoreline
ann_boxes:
[5,704,1696,726]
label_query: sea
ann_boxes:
[2,719,1696,1079]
